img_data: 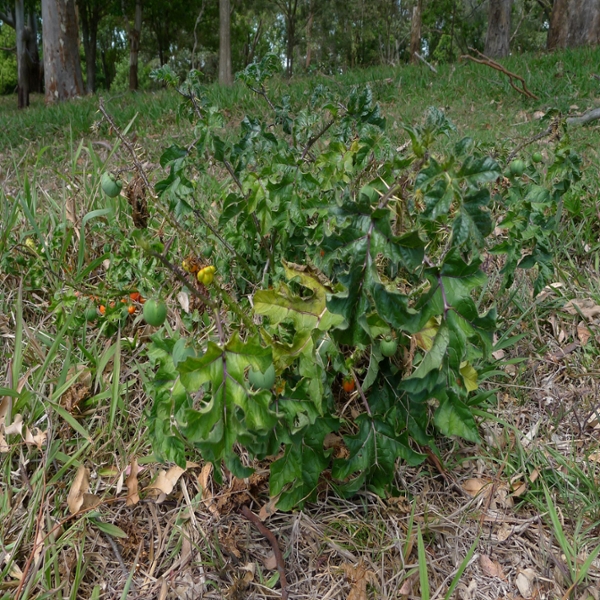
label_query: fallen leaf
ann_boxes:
[67,465,90,514]
[516,568,536,598]
[589,452,600,463]
[533,110,545,120]
[463,478,490,497]
[24,426,46,449]
[258,497,279,521]
[492,349,505,360]
[197,463,219,516]
[147,465,186,502]
[125,457,140,506]
[343,561,374,600]
[480,554,505,579]
[0,431,8,453]
[4,414,23,436]
[0,395,11,420]
[564,299,600,320]
[263,552,278,570]
[577,321,591,345]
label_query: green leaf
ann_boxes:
[410,322,449,379]
[434,391,480,442]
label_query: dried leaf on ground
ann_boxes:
[480,554,505,579]
[343,561,375,600]
[258,497,279,521]
[197,463,219,516]
[463,478,490,497]
[24,426,46,449]
[68,465,90,514]
[4,413,23,436]
[515,568,537,598]
[125,457,140,506]
[577,321,591,345]
[564,299,600,320]
[263,552,278,570]
[146,465,186,502]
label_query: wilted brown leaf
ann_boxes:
[263,552,278,570]
[197,463,219,516]
[68,465,90,514]
[480,554,505,579]
[24,426,46,449]
[343,561,375,600]
[146,465,186,503]
[4,414,23,436]
[515,568,537,599]
[125,457,140,506]
[577,321,591,345]
[564,299,600,320]
[463,478,490,497]
[258,497,279,521]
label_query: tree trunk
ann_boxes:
[485,0,512,58]
[27,9,42,93]
[409,0,422,63]
[548,0,600,49]
[15,0,29,108]
[129,0,142,91]
[77,0,102,93]
[286,15,295,77]
[219,0,232,85]
[305,2,313,69]
[41,0,85,103]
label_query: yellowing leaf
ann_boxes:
[413,316,440,351]
[459,362,478,392]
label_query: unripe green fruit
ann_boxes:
[509,160,526,177]
[143,298,167,327]
[101,172,123,197]
[532,152,543,163]
[248,364,276,390]
[380,336,398,357]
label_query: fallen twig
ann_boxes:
[414,52,438,74]
[240,505,289,600]
[566,107,600,126]
[461,49,538,99]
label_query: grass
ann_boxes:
[2,45,600,599]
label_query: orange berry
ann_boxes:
[98,305,106,315]
[342,376,355,393]
[128,305,136,315]
[130,292,141,302]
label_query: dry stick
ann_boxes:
[414,52,438,74]
[461,49,538,100]
[566,107,600,126]
[506,123,556,163]
[240,505,289,600]
[301,118,335,160]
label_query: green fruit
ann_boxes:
[202,245,214,258]
[532,152,543,163]
[509,160,526,177]
[380,336,398,357]
[143,299,167,327]
[101,172,123,198]
[248,364,275,390]
[84,307,98,322]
